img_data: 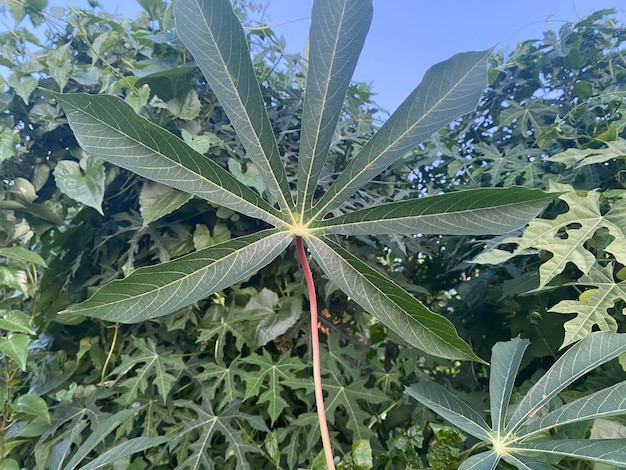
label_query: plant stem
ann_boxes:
[296,236,335,470]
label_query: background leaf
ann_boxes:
[54,156,105,215]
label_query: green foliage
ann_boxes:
[1,0,626,467]
[407,332,626,469]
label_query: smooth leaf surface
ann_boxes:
[314,187,555,236]
[174,0,293,214]
[54,156,105,215]
[139,181,193,226]
[489,337,529,435]
[310,49,491,219]
[62,230,293,323]
[44,91,285,227]
[457,451,499,470]
[505,331,626,433]
[296,0,372,213]
[306,236,483,362]
[519,380,626,438]
[0,247,47,267]
[14,394,50,423]
[0,334,30,371]
[0,311,36,335]
[514,439,626,466]
[405,381,491,441]
[77,436,169,470]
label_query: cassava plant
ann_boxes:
[44,0,555,466]
[407,331,626,469]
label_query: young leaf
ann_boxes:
[296,0,373,214]
[549,263,623,347]
[43,91,286,227]
[174,0,293,215]
[313,187,556,236]
[310,49,492,220]
[61,230,293,323]
[306,236,484,362]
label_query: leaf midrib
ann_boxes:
[309,52,488,221]
[61,96,286,228]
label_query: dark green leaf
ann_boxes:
[43,91,285,227]
[306,236,483,362]
[174,0,294,214]
[296,0,372,213]
[62,230,293,323]
[310,49,491,219]
[314,188,556,235]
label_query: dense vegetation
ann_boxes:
[1,0,626,468]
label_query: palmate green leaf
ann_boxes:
[519,381,626,438]
[239,351,309,424]
[296,0,372,214]
[473,185,626,289]
[410,333,626,470]
[43,91,285,227]
[506,331,626,434]
[62,230,293,323]
[174,0,293,215]
[548,140,626,169]
[405,381,491,441]
[176,399,268,470]
[306,236,483,362]
[489,337,529,436]
[61,409,135,470]
[76,436,169,470]
[313,187,555,236]
[549,263,624,347]
[513,439,626,466]
[309,49,492,220]
[323,375,389,440]
[110,337,186,405]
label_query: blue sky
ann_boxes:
[48,0,625,113]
